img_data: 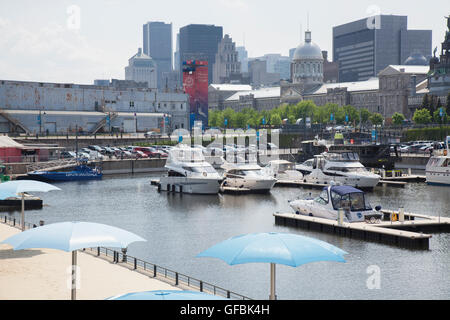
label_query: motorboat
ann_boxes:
[24,164,102,182]
[289,185,383,223]
[426,136,450,186]
[220,162,276,193]
[301,151,381,189]
[159,146,222,194]
[295,158,314,175]
[263,160,303,182]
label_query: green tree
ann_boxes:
[422,93,430,110]
[222,107,235,128]
[270,113,282,126]
[369,113,384,126]
[288,115,296,125]
[433,108,447,124]
[208,110,220,127]
[343,105,360,124]
[392,112,405,125]
[234,111,249,129]
[360,108,371,124]
[412,108,432,124]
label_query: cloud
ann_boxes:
[0,17,122,83]
[217,0,249,10]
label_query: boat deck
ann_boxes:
[274,210,450,249]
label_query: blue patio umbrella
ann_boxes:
[2,221,146,300]
[197,232,347,300]
[106,290,227,300]
[0,180,61,231]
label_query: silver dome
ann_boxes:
[293,31,323,61]
[404,52,428,66]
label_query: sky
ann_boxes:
[0,0,449,84]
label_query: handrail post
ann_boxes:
[97,247,100,256]
[175,272,179,286]
[153,265,157,277]
[134,258,137,270]
[200,281,203,292]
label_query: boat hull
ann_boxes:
[159,177,221,194]
[426,172,450,186]
[222,178,276,193]
[26,172,102,182]
[304,169,380,188]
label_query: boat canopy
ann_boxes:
[328,185,364,196]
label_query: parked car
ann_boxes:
[134,150,149,158]
[144,131,161,138]
[60,151,77,159]
[88,145,103,153]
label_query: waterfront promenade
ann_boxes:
[0,223,178,300]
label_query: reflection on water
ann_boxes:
[6,173,450,299]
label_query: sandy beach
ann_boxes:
[0,223,178,300]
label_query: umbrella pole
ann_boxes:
[269,263,277,300]
[71,251,77,300]
[21,193,25,231]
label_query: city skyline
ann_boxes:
[0,0,448,84]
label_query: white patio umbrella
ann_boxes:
[0,180,61,231]
[2,221,146,300]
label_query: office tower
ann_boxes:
[143,21,173,89]
[333,15,431,82]
[179,24,223,84]
[125,48,157,89]
[213,34,241,83]
[236,46,249,73]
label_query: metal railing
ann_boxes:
[2,215,42,230]
[26,159,78,172]
[1,216,251,300]
[84,246,251,300]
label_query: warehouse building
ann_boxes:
[0,79,190,134]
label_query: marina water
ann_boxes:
[6,173,450,299]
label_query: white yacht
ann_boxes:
[264,160,303,182]
[301,151,381,189]
[159,146,223,194]
[220,162,276,193]
[426,137,450,186]
[289,185,383,223]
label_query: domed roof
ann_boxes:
[404,52,428,66]
[293,31,323,61]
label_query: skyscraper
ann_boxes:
[179,24,223,84]
[125,48,157,89]
[213,34,241,84]
[143,21,173,89]
[333,15,432,82]
[236,46,248,72]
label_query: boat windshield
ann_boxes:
[183,166,217,173]
[302,160,314,167]
[243,169,264,177]
[325,152,360,162]
[278,163,295,172]
[331,191,371,211]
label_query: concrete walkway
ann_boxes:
[0,223,178,300]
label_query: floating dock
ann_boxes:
[274,179,406,189]
[274,210,450,249]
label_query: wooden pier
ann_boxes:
[274,210,450,249]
